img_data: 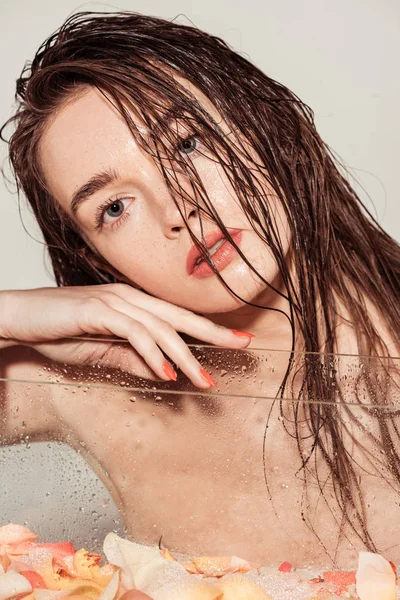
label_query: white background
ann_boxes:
[0,0,399,291]
[0,0,399,548]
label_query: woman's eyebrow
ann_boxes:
[70,168,120,216]
[69,112,182,216]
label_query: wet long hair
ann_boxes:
[2,11,400,558]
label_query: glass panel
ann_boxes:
[1,341,399,575]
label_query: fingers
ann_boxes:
[0,285,253,390]
[79,299,177,384]
[147,318,217,389]
[106,284,255,348]
[77,287,256,388]
[98,343,160,381]
[88,296,216,389]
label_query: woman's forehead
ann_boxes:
[40,76,219,153]
[38,88,146,211]
[37,69,239,227]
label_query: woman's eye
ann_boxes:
[177,136,199,156]
[103,198,130,224]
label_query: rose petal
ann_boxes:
[230,556,255,573]
[190,556,234,577]
[150,578,223,600]
[98,570,120,600]
[323,569,356,593]
[34,591,69,600]
[278,562,292,573]
[34,542,75,561]
[2,542,35,560]
[18,547,54,583]
[0,525,37,547]
[182,555,255,577]
[20,569,47,589]
[0,569,33,600]
[218,575,272,599]
[103,533,186,592]
[356,552,396,600]
[119,592,153,600]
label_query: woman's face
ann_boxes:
[39,84,290,314]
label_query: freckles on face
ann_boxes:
[38,87,184,289]
[38,86,290,312]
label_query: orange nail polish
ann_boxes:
[232,329,255,338]
[163,361,177,381]
[200,368,216,387]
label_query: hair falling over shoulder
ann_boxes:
[1,11,400,558]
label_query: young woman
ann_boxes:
[0,11,399,567]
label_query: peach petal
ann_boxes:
[230,556,255,573]
[161,548,176,562]
[73,549,102,576]
[0,525,37,547]
[34,592,70,600]
[1,542,35,560]
[218,575,272,599]
[183,555,255,578]
[97,571,120,600]
[119,592,154,600]
[190,556,234,577]
[17,548,55,588]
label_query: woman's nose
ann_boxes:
[162,197,199,239]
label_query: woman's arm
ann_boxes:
[0,345,61,445]
[0,283,252,445]
[0,286,252,388]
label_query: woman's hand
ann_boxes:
[0,285,253,388]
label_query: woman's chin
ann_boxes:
[189,277,269,314]
[150,260,280,314]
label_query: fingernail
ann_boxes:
[231,329,255,338]
[200,368,216,387]
[163,361,177,381]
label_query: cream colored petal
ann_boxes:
[356,552,396,600]
[0,569,32,600]
[103,534,165,590]
[103,534,188,596]
[150,578,223,600]
[98,570,120,600]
